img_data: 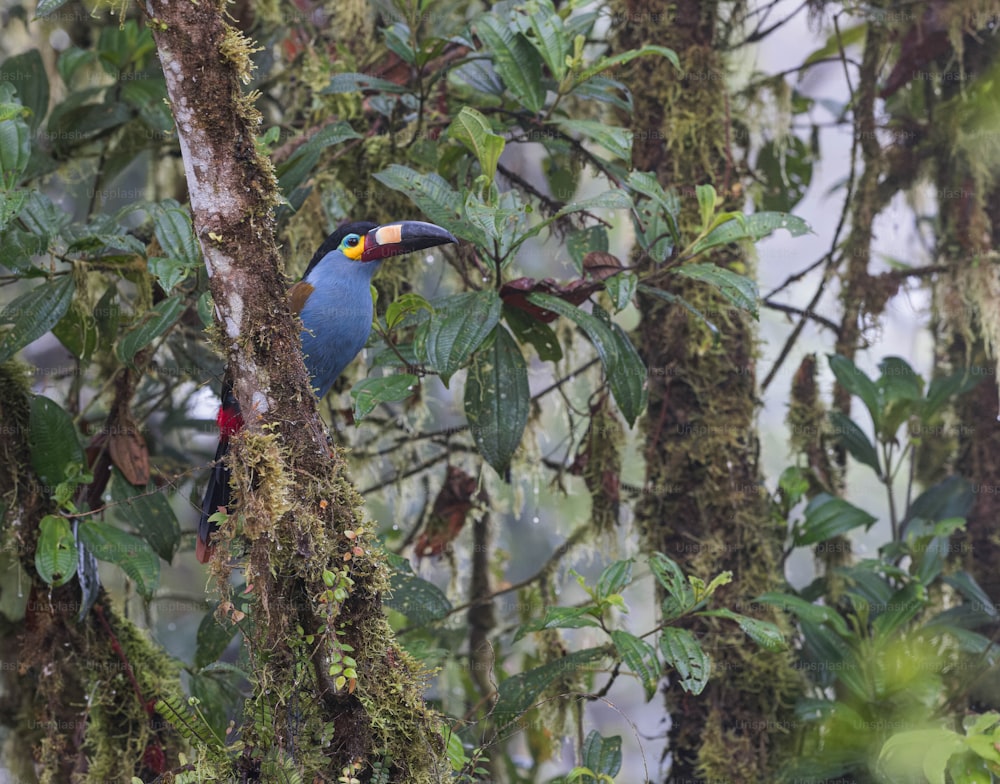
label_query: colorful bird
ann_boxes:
[196,220,458,563]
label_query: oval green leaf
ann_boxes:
[464,324,528,475]
[0,276,75,363]
[35,514,77,587]
[29,394,84,488]
[78,520,160,598]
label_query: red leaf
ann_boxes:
[500,277,601,323]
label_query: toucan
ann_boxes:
[196,220,458,563]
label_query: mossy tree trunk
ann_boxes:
[1,362,187,784]
[917,0,1000,640]
[609,2,800,781]
[141,0,444,780]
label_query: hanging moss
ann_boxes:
[608,1,805,780]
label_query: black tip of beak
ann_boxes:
[361,221,458,262]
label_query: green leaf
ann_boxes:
[385,292,431,330]
[907,475,973,525]
[872,582,926,638]
[34,515,77,587]
[828,354,880,427]
[794,493,877,547]
[474,14,546,113]
[878,357,923,397]
[572,44,680,87]
[696,184,717,233]
[29,395,84,487]
[627,170,680,213]
[649,552,696,619]
[924,370,979,419]
[464,188,530,261]
[0,228,44,274]
[777,466,809,507]
[464,324,529,475]
[109,469,180,562]
[18,191,70,238]
[877,356,924,438]
[688,211,810,257]
[828,411,881,475]
[659,627,710,695]
[504,304,562,362]
[46,101,132,154]
[581,731,622,778]
[1,50,49,133]
[555,188,634,218]
[0,190,27,234]
[512,0,569,81]
[755,591,849,636]
[322,72,409,94]
[878,729,965,784]
[373,165,481,245]
[0,275,75,363]
[153,201,200,264]
[755,136,813,212]
[383,22,416,65]
[514,606,601,641]
[276,121,362,196]
[571,73,633,112]
[78,521,160,598]
[155,693,226,752]
[0,110,31,185]
[803,24,866,66]
[147,257,189,294]
[673,263,759,319]
[629,172,681,258]
[385,571,452,624]
[611,630,660,700]
[351,374,419,420]
[442,727,470,772]
[195,608,239,669]
[116,295,185,365]
[698,608,786,650]
[605,272,637,312]
[597,559,633,599]
[418,290,502,384]
[637,284,720,338]
[447,107,505,183]
[553,119,632,164]
[34,0,72,17]
[90,285,119,349]
[526,293,647,426]
[52,301,99,361]
[944,572,995,617]
[189,666,244,745]
[567,225,609,272]
[493,647,607,721]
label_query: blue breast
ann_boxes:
[298,252,383,398]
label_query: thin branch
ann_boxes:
[762,298,840,332]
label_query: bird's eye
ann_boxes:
[344,235,360,248]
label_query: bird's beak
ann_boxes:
[360,221,458,262]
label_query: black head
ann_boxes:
[303,221,378,278]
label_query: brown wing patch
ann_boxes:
[288,281,315,315]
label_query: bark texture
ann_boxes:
[609,2,800,781]
[143,1,444,780]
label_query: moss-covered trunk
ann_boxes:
[142,0,445,780]
[922,0,1000,644]
[0,362,187,784]
[609,2,800,781]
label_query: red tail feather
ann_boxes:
[196,381,243,563]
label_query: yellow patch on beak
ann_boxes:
[374,224,403,247]
[343,237,366,260]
